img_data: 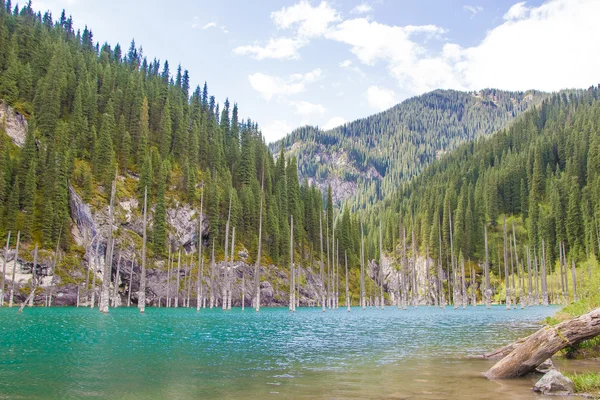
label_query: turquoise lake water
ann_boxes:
[0,305,568,399]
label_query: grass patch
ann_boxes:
[565,372,600,394]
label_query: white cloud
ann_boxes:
[323,116,346,130]
[459,0,600,92]
[325,0,600,97]
[248,69,322,101]
[235,1,340,60]
[242,0,600,115]
[262,120,293,143]
[463,5,483,18]
[233,37,307,60]
[350,3,372,15]
[366,86,397,111]
[271,0,340,38]
[290,100,326,115]
[503,2,529,20]
[191,21,228,33]
[326,18,445,67]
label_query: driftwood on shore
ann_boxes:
[485,308,600,379]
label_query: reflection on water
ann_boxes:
[0,305,587,399]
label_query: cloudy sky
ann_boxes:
[32,0,600,143]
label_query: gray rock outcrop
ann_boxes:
[533,370,575,396]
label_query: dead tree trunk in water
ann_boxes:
[527,246,533,307]
[1,231,11,306]
[345,250,350,311]
[320,212,326,312]
[18,244,37,314]
[541,239,548,306]
[379,224,384,309]
[112,252,121,307]
[166,247,172,307]
[360,225,365,310]
[175,250,181,308]
[503,217,510,309]
[460,256,466,309]
[210,239,216,308]
[485,308,600,379]
[138,186,148,313]
[289,215,295,312]
[571,259,577,302]
[254,171,264,312]
[9,231,20,308]
[127,258,133,307]
[449,206,456,309]
[197,187,204,311]
[438,225,445,308]
[100,173,117,314]
[484,225,491,308]
[228,227,235,310]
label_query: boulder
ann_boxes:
[535,358,555,374]
[533,370,574,396]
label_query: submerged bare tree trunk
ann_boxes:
[426,245,430,306]
[512,224,523,309]
[138,186,148,313]
[241,272,245,311]
[100,174,117,314]
[461,256,466,309]
[527,247,533,307]
[534,248,539,305]
[197,188,204,311]
[345,250,350,311]
[379,224,384,309]
[228,227,235,310]
[503,218,510,309]
[562,242,569,303]
[471,265,476,306]
[571,259,577,302]
[254,173,264,312]
[541,239,548,306]
[320,212,326,312]
[438,225,445,308]
[185,259,192,307]
[175,250,181,308]
[210,239,216,309]
[337,241,340,309]
[18,244,37,314]
[127,259,133,307]
[331,222,335,309]
[167,248,172,307]
[326,213,331,310]
[9,231,20,308]
[1,231,11,307]
[449,206,456,309]
[289,215,295,312]
[360,225,366,310]
[112,253,121,307]
[484,225,491,308]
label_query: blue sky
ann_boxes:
[33,0,600,143]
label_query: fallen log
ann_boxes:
[482,336,528,359]
[485,308,600,379]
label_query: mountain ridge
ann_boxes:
[271,88,547,208]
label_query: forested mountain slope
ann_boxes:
[271,89,545,208]
[360,86,600,277]
[0,1,325,280]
